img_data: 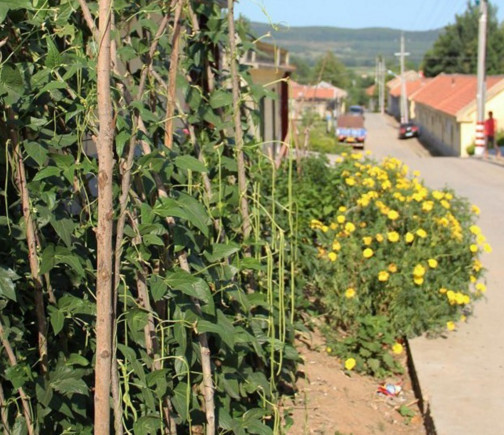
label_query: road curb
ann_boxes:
[405,338,437,435]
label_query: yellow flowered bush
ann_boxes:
[308,153,488,370]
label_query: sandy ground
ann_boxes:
[283,329,426,435]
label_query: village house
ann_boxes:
[386,70,421,116]
[242,41,294,150]
[411,74,504,157]
[388,77,432,121]
[290,80,348,122]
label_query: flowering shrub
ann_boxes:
[310,152,488,375]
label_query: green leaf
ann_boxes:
[174,155,207,173]
[5,364,31,389]
[45,38,62,70]
[204,242,240,262]
[209,90,233,109]
[197,319,234,349]
[48,305,65,335]
[66,354,90,367]
[0,64,24,104]
[51,377,88,396]
[0,266,20,301]
[0,0,31,23]
[154,195,209,237]
[171,382,190,422]
[165,271,213,310]
[143,233,165,247]
[24,142,48,166]
[54,246,85,277]
[149,275,168,302]
[50,216,74,247]
[133,416,161,435]
[32,166,61,181]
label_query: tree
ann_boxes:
[290,55,312,84]
[422,1,504,77]
[312,51,349,89]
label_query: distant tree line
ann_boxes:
[422,1,504,77]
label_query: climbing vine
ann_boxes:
[0,1,298,434]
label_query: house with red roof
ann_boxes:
[290,80,348,121]
[411,74,504,156]
[388,78,432,121]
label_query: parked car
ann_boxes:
[398,122,419,139]
[348,105,365,117]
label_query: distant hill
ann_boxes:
[249,22,442,68]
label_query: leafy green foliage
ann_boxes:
[0,1,299,433]
[272,153,487,377]
[422,1,504,77]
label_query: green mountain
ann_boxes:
[250,22,442,68]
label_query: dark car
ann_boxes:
[398,122,419,139]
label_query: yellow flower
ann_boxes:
[330,223,338,230]
[416,228,427,238]
[338,206,347,212]
[345,222,356,233]
[405,232,415,243]
[446,321,456,331]
[388,263,398,273]
[413,170,421,177]
[476,234,486,244]
[470,275,476,283]
[469,225,481,235]
[328,252,338,262]
[317,247,326,258]
[432,190,444,200]
[445,193,453,200]
[439,287,448,294]
[413,276,424,285]
[387,210,399,220]
[473,259,482,272]
[345,177,356,186]
[475,283,486,293]
[337,215,346,224]
[471,204,480,215]
[376,233,384,243]
[483,243,492,253]
[470,244,478,253]
[326,347,332,353]
[422,201,434,212]
[363,236,373,246]
[392,342,404,355]
[460,315,467,323]
[413,264,426,277]
[344,358,356,371]
[332,241,341,251]
[335,157,343,163]
[441,200,451,209]
[363,248,374,258]
[345,287,356,298]
[447,290,456,304]
[387,231,400,243]
[428,258,438,268]
[321,225,329,233]
[360,222,367,228]
[378,271,390,282]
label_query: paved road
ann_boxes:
[358,113,504,435]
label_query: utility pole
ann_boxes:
[395,33,410,124]
[475,0,487,156]
[377,56,385,115]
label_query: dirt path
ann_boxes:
[284,330,426,435]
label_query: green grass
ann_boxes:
[301,121,352,154]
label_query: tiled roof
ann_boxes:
[365,84,376,96]
[290,81,347,100]
[411,74,504,116]
[386,70,421,90]
[389,78,433,98]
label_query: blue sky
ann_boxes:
[235,0,504,31]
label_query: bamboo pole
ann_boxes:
[94,0,114,433]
